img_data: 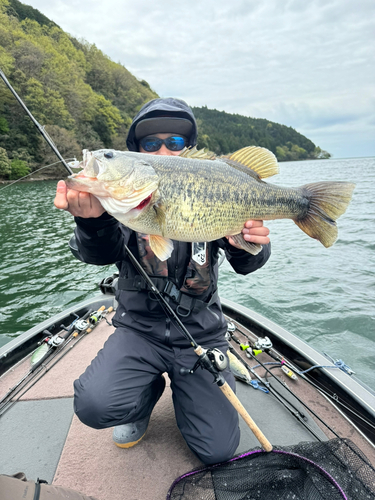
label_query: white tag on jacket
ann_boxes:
[192,242,207,265]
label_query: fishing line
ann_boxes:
[0,158,78,192]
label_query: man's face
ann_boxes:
[139,133,186,156]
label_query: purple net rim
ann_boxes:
[166,448,347,500]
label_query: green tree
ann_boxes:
[312,146,331,159]
[0,116,9,134]
[24,78,75,129]
[0,146,11,177]
[10,158,30,179]
[38,125,81,177]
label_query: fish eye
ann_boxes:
[104,151,114,159]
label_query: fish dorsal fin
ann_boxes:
[179,146,217,160]
[227,146,279,179]
[220,158,262,180]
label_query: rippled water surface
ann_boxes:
[1,157,374,388]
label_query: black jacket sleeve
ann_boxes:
[71,213,129,265]
[218,239,271,275]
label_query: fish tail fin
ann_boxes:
[295,181,355,247]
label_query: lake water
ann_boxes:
[0,157,374,389]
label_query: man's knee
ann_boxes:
[194,432,240,465]
[186,425,240,465]
[73,378,137,429]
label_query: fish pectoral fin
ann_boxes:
[227,146,279,179]
[230,234,262,255]
[149,235,174,261]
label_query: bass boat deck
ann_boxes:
[1,291,374,499]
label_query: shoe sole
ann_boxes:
[114,431,146,449]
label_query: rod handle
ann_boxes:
[219,380,273,452]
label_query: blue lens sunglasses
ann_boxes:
[139,135,187,153]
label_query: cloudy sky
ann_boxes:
[24,0,374,158]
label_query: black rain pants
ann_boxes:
[73,327,240,465]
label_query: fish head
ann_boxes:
[66,149,160,218]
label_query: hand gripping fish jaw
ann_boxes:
[179,347,229,385]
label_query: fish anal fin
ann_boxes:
[228,146,279,179]
[230,234,262,255]
[149,235,174,261]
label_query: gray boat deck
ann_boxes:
[1,312,374,500]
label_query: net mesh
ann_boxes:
[167,439,375,500]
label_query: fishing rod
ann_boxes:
[231,322,375,433]
[0,309,93,412]
[226,341,324,442]
[124,243,273,452]
[229,330,346,443]
[0,306,113,417]
[1,65,272,451]
[235,331,375,466]
[0,68,73,175]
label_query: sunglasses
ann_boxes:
[139,135,187,153]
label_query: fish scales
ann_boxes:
[132,155,305,240]
[66,146,355,261]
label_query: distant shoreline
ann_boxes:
[1,155,374,186]
[0,176,60,185]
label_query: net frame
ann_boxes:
[166,439,375,500]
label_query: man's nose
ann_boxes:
[156,145,170,155]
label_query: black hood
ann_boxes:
[126,97,198,152]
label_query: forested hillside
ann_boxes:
[0,0,330,180]
[193,107,330,161]
[0,0,157,179]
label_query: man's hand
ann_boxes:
[227,220,270,248]
[54,180,105,218]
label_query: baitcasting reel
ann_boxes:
[180,347,228,380]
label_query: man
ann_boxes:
[54,97,271,465]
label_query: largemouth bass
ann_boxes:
[66,146,355,261]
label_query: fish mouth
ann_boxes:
[66,172,110,198]
[134,193,153,210]
[95,189,155,221]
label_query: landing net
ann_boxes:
[167,438,375,500]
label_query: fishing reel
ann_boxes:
[225,321,237,340]
[99,274,119,295]
[253,336,273,351]
[180,347,228,381]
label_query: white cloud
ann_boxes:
[21,0,375,157]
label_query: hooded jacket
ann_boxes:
[71,98,271,346]
[126,98,198,152]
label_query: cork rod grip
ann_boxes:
[219,380,273,452]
